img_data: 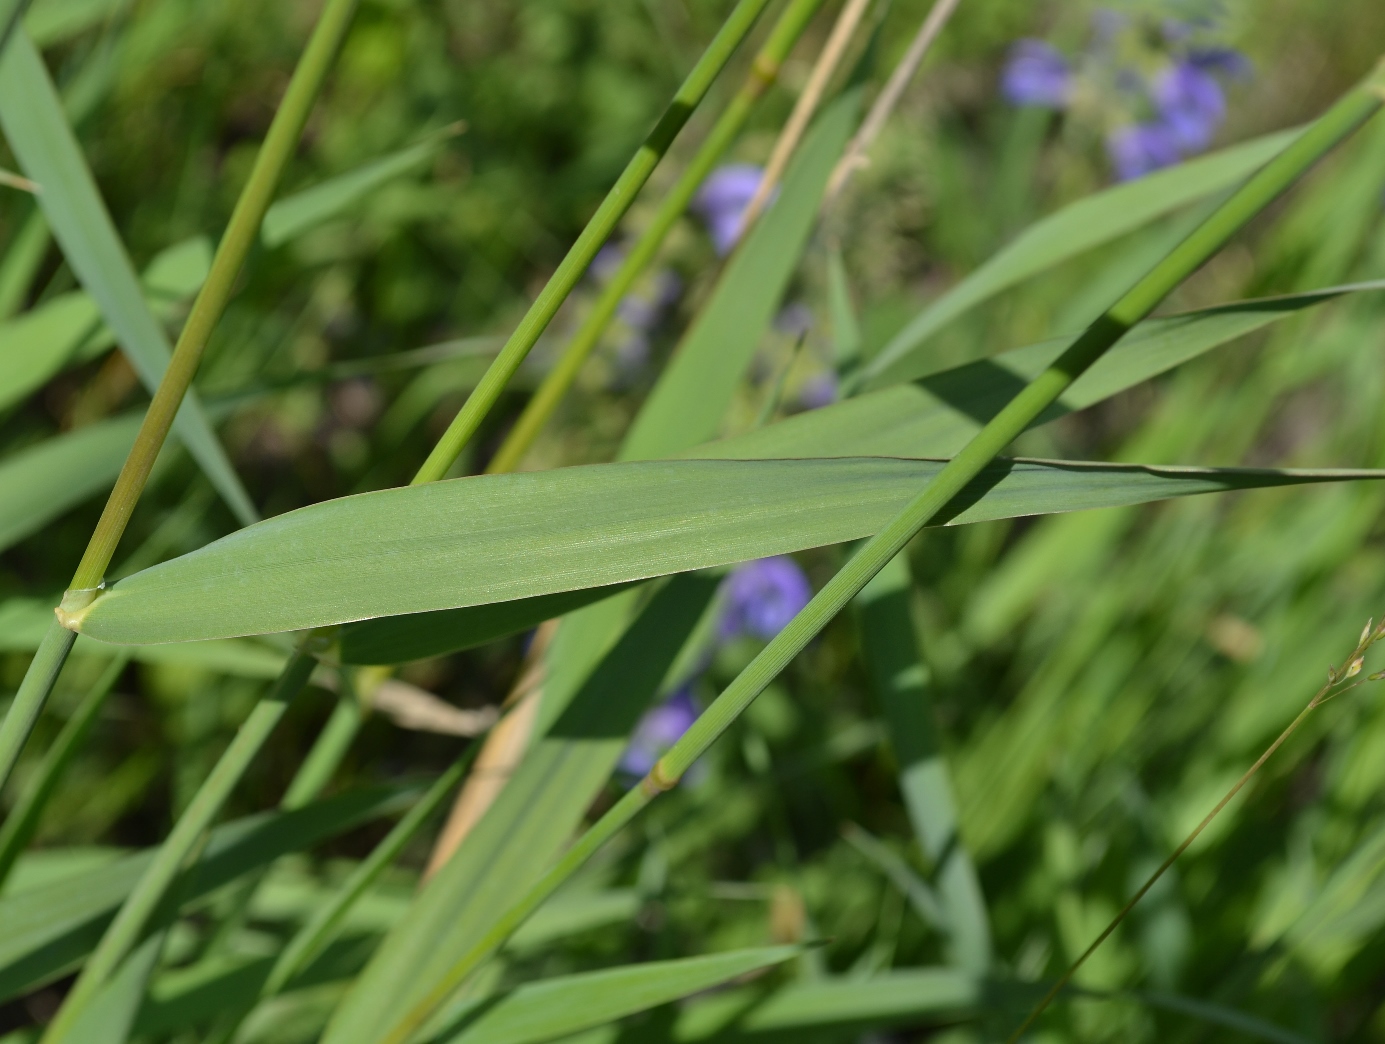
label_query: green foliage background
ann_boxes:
[5,0,1385,1040]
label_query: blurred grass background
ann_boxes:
[6,0,1385,1038]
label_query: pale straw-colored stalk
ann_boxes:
[823,0,962,203]
[736,0,874,233]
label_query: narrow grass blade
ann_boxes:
[0,413,142,554]
[0,205,49,319]
[440,946,801,1044]
[37,648,318,1042]
[71,458,1385,645]
[841,822,945,929]
[672,967,981,1038]
[262,133,450,248]
[697,281,1385,460]
[0,30,256,525]
[59,930,164,1044]
[263,747,476,998]
[485,0,826,474]
[0,654,128,889]
[24,0,124,48]
[0,236,212,413]
[379,64,1385,1042]
[858,127,1299,389]
[319,577,716,1044]
[619,92,858,461]
[412,0,773,483]
[0,784,415,1000]
[855,554,991,971]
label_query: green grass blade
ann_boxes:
[261,135,447,248]
[703,278,1385,456]
[59,930,164,1044]
[319,576,716,1044]
[0,783,415,1000]
[440,946,801,1044]
[857,128,1300,389]
[0,654,128,890]
[0,30,256,525]
[262,747,476,998]
[24,0,124,48]
[37,648,318,1042]
[412,0,774,483]
[339,583,638,665]
[673,968,980,1038]
[856,554,991,971]
[698,281,1385,460]
[619,92,858,461]
[70,458,1385,645]
[0,206,49,319]
[0,236,212,412]
[0,413,142,554]
[841,821,945,929]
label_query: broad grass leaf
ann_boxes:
[855,554,990,972]
[859,128,1299,389]
[0,785,414,1000]
[261,137,446,247]
[0,236,212,413]
[339,582,638,665]
[0,413,142,553]
[71,457,1385,645]
[619,91,859,462]
[438,946,800,1044]
[0,30,257,524]
[319,577,717,1044]
[703,283,1385,461]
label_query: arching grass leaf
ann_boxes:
[71,457,1385,645]
[858,128,1299,389]
[704,282,1385,462]
[261,135,450,248]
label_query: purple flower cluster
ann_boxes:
[620,687,699,776]
[1000,9,1248,181]
[618,556,812,779]
[719,556,813,641]
[693,164,764,255]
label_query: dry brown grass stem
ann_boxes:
[823,0,961,203]
[737,0,874,233]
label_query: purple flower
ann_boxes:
[798,372,838,410]
[1153,61,1225,151]
[1106,122,1184,180]
[694,165,763,255]
[589,242,625,284]
[720,556,812,641]
[1001,40,1073,109]
[1189,47,1251,80]
[621,688,698,775]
